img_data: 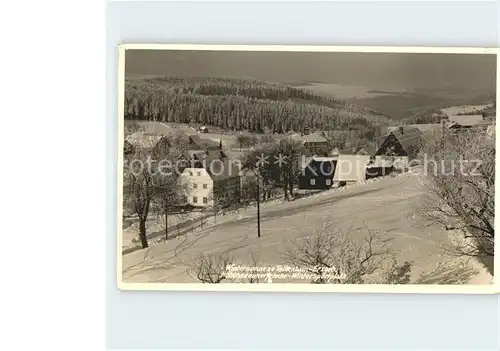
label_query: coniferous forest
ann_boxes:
[124,76,391,138]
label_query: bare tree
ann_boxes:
[420,128,494,258]
[247,250,261,284]
[242,138,305,201]
[151,175,188,241]
[275,137,306,200]
[124,153,153,249]
[415,258,481,285]
[123,132,183,248]
[191,252,234,283]
[283,222,410,284]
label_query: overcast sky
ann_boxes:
[125,50,497,91]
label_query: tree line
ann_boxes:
[138,76,379,110]
[124,77,390,137]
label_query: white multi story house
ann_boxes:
[178,149,241,209]
[179,167,214,207]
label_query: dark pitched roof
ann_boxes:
[188,134,220,150]
[207,158,240,181]
[202,150,239,181]
[378,126,424,158]
[182,149,238,181]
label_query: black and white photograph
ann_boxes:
[118,45,497,291]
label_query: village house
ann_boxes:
[298,156,338,190]
[374,126,424,169]
[290,130,329,155]
[179,149,241,209]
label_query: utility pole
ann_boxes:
[441,118,445,149]
[256,171,261,238]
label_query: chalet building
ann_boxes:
[374,126,424,169]
[124,132,170,159]
[179,149,241,209]
[290,131,329,155]
[299,156,338,190]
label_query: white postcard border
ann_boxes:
[116,44,499,294]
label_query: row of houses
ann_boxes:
[298,125,425,190]
[124,126,423,205]
[298,111,496,191]
[124,132,241,210]
[124,111,495,206]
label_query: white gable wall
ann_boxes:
[333,155,370,182]
[179,168,214,208]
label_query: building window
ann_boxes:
[203,197,208,204]
[203,184,207,189]
[326,179,331,186]
[193,197,198,203]
[193,183,197,188]
[189,171,193,176]
[310,178,316,185]
[197,171,201,176]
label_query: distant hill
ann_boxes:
[344,88,495,121]
[124,76,391,137]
